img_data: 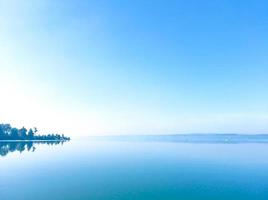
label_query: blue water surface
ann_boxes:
[1,140,268,200]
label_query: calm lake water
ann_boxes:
[1,140,268,200]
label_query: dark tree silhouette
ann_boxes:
[11,128,19,139]
[0,123,70,141]
[28,128,34,139]
[18,127,27,138]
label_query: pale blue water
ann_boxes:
[1,140,268,200]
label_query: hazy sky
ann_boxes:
[0,0,268,137]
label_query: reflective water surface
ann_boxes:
[1,140,268,200]
[0,141,65,157]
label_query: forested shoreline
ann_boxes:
[0,124,70,141]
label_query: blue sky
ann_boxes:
[0,0,268,136]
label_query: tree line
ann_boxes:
[0,123,70,141]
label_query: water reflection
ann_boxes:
[0,141,66,157]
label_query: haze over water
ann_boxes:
[1,139,268,200]
[1,1,268,199]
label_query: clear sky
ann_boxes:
[0,0,268,137]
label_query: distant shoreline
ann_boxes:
[89,134,268,143]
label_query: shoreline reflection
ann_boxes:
[0,141,66,157]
